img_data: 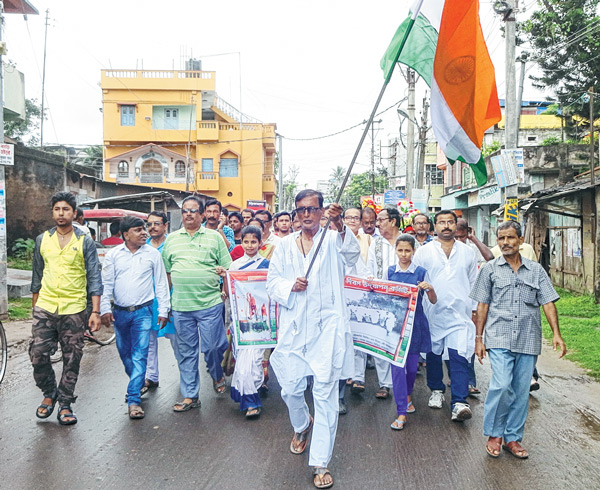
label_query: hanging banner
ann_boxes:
[227,270,278,350]
[344,276,419,368]
[504,198,519,221]
[0,144,14,166]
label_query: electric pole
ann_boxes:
[40,9,49,148]
[278,134,283,211]
[0,5,8,317]
[406,68,416,200]
[416,93,429,190]
[504,0,518,151]
[370,119,382,199]
[590,87,595,185]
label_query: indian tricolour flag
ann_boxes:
[381,0,501,186]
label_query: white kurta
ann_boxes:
[413,239,477,359]
[267,227,360,384]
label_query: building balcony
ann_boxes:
[262,174,276,194]
[101,69,216,91]
[195,171,219,191]
[263,125,276,149]
[198,121,219,141]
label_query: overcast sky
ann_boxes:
[5,0,546,189]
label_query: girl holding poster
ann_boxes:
[219,225,270,419]
[387,234,437,430]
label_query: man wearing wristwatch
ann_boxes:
[30,192,103,426]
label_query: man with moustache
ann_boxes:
[413,210,478,422]
[360,206,380,237]
[100,216,170,419]
[203,199,235,252]
[163,196,232,411]
[412,213,433,248]
[275,211,292,238]
[228,211,244,245]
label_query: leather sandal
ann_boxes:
[313,467,334,489]
[486,437,502,458]
[290,416,313,454]
[503,440,529,459]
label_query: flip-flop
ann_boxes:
[313,467,334,489]
[351,382,365,394]
[503,441,529,459]
[486,437,502,458]
[407,401,416,413]
[290,416,313,455]
[173,398,201,412]
[128,405,145,419]
[245,407,262,419]
[213,377,226,394]
[375,387,390,399]
[390,417,407,430]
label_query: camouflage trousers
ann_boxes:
[29,306,87,405]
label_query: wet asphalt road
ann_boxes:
[1,337,599,490]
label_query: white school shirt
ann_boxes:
[100,243,170,318]
[266,228,360,384]
[412,239,477,360]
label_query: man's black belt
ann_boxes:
[113,299,153,312]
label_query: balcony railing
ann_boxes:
[104,69,214,80]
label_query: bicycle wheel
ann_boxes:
[0,321,7,385]
[87,324,116,346]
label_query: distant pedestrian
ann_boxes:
[101,221,124,246]
[241,208,255,225]
[101,216,170,419]
[30,191,103,425]
[411,213,433,249]
[203,199,235,252]
[471,220,566,459]
[275,211,292,238]
[228,211,244,245]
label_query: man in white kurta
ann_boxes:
[267,190,359,487]
[413,210,478,422]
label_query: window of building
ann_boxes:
[219,157,238,177]
[117,160,129,177]
[174,160,186,178]
[164,108,179,129]
[425,164,444,185]
[527,135,538,142]
[202,158,214,172]
[120,105,135,126]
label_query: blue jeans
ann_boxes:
[484,349,537,443]
[113,306,153,406]
[173,303,227,399]
[427,349,469,407]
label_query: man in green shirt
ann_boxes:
[162,196,232,412]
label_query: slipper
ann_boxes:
[213,377,226,395]
[468,386,481,396]
[486,437,502,458]
[141,379,159,396]
[245,407,262,419]
[36,392,58,419]
[407,401,416,413]
[173,398,201,412]
[351,382,365,394]
[57,406,78,426]
[503,441,529,459]
[390,417,406,431]
[345,378,353,386]
[375,387,390,399]
[290,416,314,455]
[313,467,333,489]
[128,405,145,419]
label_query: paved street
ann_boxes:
[1,326,599,490]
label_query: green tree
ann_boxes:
[4,98,44,145]
[280,164,299,212]
[327,166,346,202]
[341,171,388,208]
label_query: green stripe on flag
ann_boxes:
[448,155,488,187]
[380,13,438,85]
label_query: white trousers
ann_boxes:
[353,350,392,388]
[280,376,339,467]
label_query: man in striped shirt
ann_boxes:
[162,196,233,412]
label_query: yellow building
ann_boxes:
[101,68,276,211]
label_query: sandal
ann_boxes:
[345,378,353,386]
[128,405,145,419]
[375,386,390,399]
[36,391,58,419]
[173,398,201,412]
[213,377,226,395]
[503,440,529,459]
[468,385,481,396]
[290,416,313,455]
[407,401,416,413]
[351,381,365,394]
[486,437,502,458]
[141,379,159,396]
[390,416,407,430]
[245,407,262,419]
[57,406,78,426]
[313,467,334,489]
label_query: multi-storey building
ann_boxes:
[100,66,276,211]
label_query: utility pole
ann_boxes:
[590,87,595,185]
[416,93,429,189]
[504,0,518,150]
[370,119,382,199]
[406,69,416,200]
[0,5,8,317]
[40,9,49,148]
[278,134,283,211]
[516,57,526,147]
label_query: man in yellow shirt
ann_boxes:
[30,192,103,425]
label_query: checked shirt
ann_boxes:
[470,255,559,356]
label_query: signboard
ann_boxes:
[384,189,405,205]
[344,276,419,368]
[411,188,428,213]
[502,148,524,184]
[246,200,266,211]
[227,270,278,350]
[478,185,501,205]
[0,144,14,166]
[504,198,519,221]
[491,150,522,188]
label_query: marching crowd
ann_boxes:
[29,189,567,489]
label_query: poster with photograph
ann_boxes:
[227,270,278,350]
[344,276,419,368]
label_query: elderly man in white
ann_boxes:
[413,209,478,422]
[267,189,359,490]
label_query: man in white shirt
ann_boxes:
[255,210,281,247]
[100,216,170,419]
[413,210,478,422]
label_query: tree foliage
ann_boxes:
[4,98,44,146]
[522,0,600,125]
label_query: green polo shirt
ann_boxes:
[162,226,232,312]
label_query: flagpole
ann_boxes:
[305,5,422,278]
